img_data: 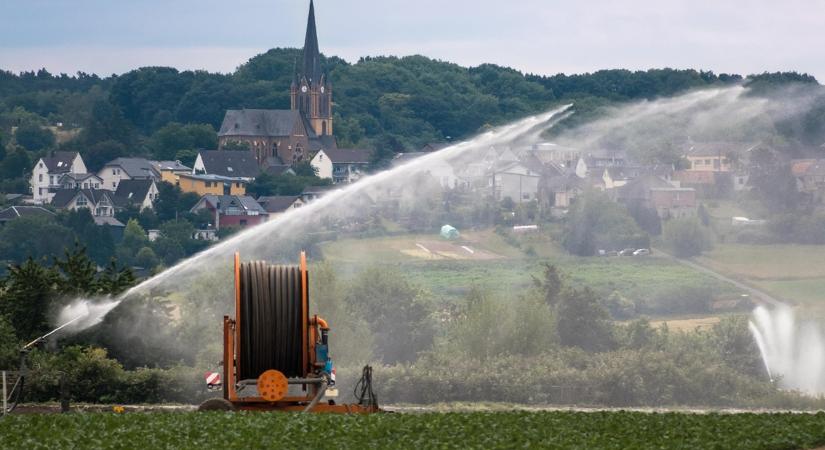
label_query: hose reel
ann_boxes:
[238,261,305,380]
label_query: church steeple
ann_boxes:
[301,0,322,85]
[291,0,333,137]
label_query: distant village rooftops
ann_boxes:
[218,109,306,138]
[322,148,371,164]
[152,160,191,172]
[50,188,113,209]
[40,151,80,173]
[195,150,261,178]
[112,179,155,207]
[194,195,267,215]
[257,195,302,214]
[103,157,160,179]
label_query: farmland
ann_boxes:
[320,230,742,316]
[697,244,825,310]
[3,410,825,449]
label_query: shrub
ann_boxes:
[663,218,712,258]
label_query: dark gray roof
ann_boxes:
[51,189,114,208]
[193,195,266,215]
[41,151,78,173]
[198,150,261,178]
[0,206,55,222]
[257,195,301,213]
[309,134,337,152]
[616,175,674,200]
[104,158,159,179]
[113,179,154,207]
[218,109,305,138]
[323,148,371,164]
[93,216,125,227]
[153,160,191,171]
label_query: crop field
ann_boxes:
[321,231,739,307]
[3,410,825,449]
[698,244,825,308]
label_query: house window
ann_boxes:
[39,174,43,182]
[76,196,88,207]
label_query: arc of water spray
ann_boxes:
[57,105,574,332]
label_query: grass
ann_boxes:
[3,410,825,449]
[698,243,825,308]
[321,231,739,307]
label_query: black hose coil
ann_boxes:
[238,261,305,380]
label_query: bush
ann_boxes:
[663,218,712,258]
[641,285,713,315]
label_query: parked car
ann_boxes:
[633,248,651,256]
[606,250,619,257]
[619,248,635,256]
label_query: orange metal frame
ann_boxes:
[221,251,378,413]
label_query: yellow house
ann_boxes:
[178,173,247,196]
[152,160,193,184]
[684,143,735,172]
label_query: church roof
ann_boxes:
[219,109,305,138]
[300,0,323,85]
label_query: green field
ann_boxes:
[698,244,825,307]
[3,411,825,449]
[321,231,740,310]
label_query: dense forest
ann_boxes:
[2,48,822,195]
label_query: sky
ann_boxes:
[0,0,823,81]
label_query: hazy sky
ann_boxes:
[1,0,823,80]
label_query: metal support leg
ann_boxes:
[2,371,7,416]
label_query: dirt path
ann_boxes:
[652,248,784,307]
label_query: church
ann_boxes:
[217,0,337,167]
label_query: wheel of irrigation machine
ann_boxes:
[197,398,237,412]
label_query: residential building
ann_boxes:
[301,185,336,203]
[391,152,458,189]
[0,206,55,226]
[310,148,371,184]
[490,161,541,203]
[152,160,192,184]
[30,151,87,204]
[192,150,260,180]
[616,175,696,219]
[51,188,117,217]
[217,1,336,165]
[526,143,581,170]
[190,195,268,230]
[540,173,585,209]
[683,142,743,172]
[58,173,103,190]
[257,195,304,219]
[178,173,247,196]
[113,179,158,211]
[98,157,160,190]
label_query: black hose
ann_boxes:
[354,365,378,408]
[238,262,304,380]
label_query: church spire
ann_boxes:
[301,0,322,85]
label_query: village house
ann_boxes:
[791,159,825,203]
[257,195,304,220]
[616,175,697,219]
[58,173,103,190]
[193,150,261,180]
[391,152,459,189]
[490,161,541,203]
[310,148,371,184]
[684,142,735,172]
[178,173,247,196]
[51,188,117,218]
[540,172,585,209]
[98,157,160,190]
[190,195,268,230]
[526,142,582,170]
[300,185,336,203]
[113,179,158,211]
[30,151,87,204]
[152,160,192,184]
